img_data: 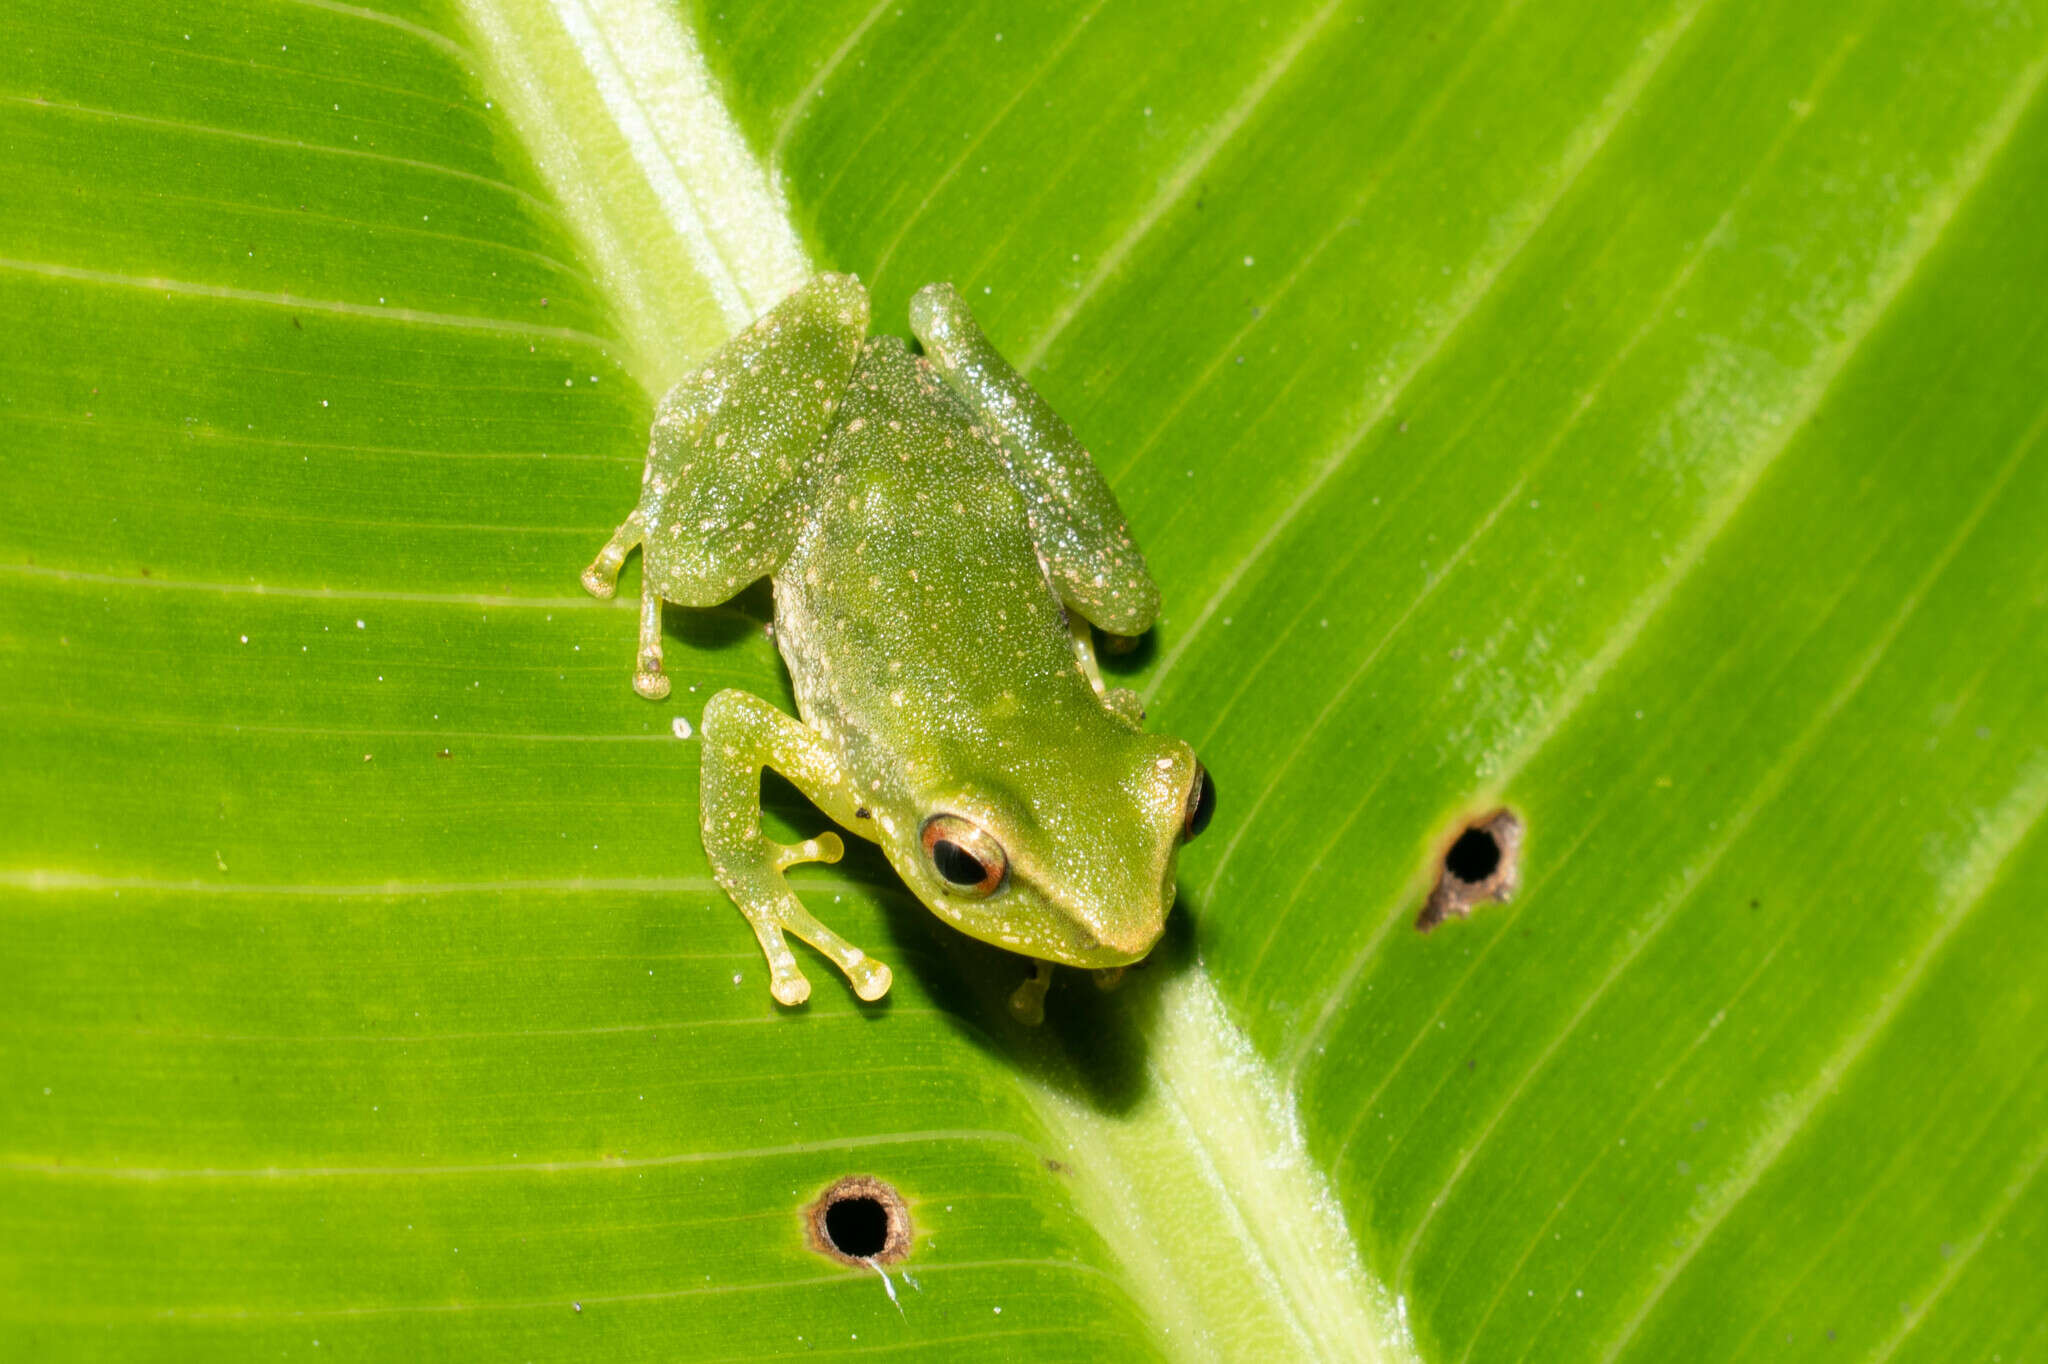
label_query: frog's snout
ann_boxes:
[1085,913,1165,965]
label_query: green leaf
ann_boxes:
[4,0,2045,1359]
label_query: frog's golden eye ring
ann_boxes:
[1184,763,1217,841]
[921,815,1008,897]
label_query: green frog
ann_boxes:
[583,275,1214,1020]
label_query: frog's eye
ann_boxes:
[1183,763,1217,841]
[921,814,1007,897]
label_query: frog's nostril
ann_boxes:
[1417,808,1523,932]
[807,1175,912,1265]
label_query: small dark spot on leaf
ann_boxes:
[1749,898,1761,909]
[855,806,871,819]
[1043,1157,1067,1174]
[290,316,302,330]
[437,748,452,759]
[138,566,150,577]
[807,1175,911,1265]
[1417,808,1523,932]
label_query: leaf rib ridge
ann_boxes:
[864,0,1110,287]
[1,95,567,219]
[768,0,896,164]
[1014,0,1349,374]
[1388,392,2043,1310]
[1592,423,2048,1360]
[0,1127,1046,1180]
[1139,0,1718,710]
[1285,35,2048,1080]
[0,258,614,344]
[1599,751,2048,1361]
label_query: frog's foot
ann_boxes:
[633,655,671,701]
[633,588,671,700]
[582,509,646,600]
[1102,688,1146,729]
[1008,959,1054,1027]
[727,832,892,1007]
[699,688,887,1006]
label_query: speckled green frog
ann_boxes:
[582,275,1214,1020]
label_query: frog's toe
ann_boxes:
[847,956,892,1002]
[768,831,843,872]
[1008,960,1054,1026]
[769,965,811,1007]
[632,669,671,701]
[580,563,616,599]
[1008,983,1045,1027]
[1102,688,1146,729]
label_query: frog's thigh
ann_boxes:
[585,276,868,698]
[698,689,891,1006]
[909,282,1160,637]
[638,275,869,610]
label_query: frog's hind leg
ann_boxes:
[909,282,1160,639]
[699,689,891,1006]
[579,509,674,697]
[578,509,673,698]
[585,274,871,701]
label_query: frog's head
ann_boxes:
[897,732,1216,968]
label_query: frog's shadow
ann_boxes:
[662,582,773,655]
[870,860,1205,1119]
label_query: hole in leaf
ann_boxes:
[1444,826,1501,883]
[1417,808,1523,933]
[825,1196,887,1257]
[807,1175,912,1265]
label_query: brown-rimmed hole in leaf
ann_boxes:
[1417,808,1523,932]
[807,1175,911,1265]
[1444,826,1502,882]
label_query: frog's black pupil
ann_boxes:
[1186,768,1217,839]
[933,838,987,886]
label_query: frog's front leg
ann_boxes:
[700,689,892,1006]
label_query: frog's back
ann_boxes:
[774,337,1097,766]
